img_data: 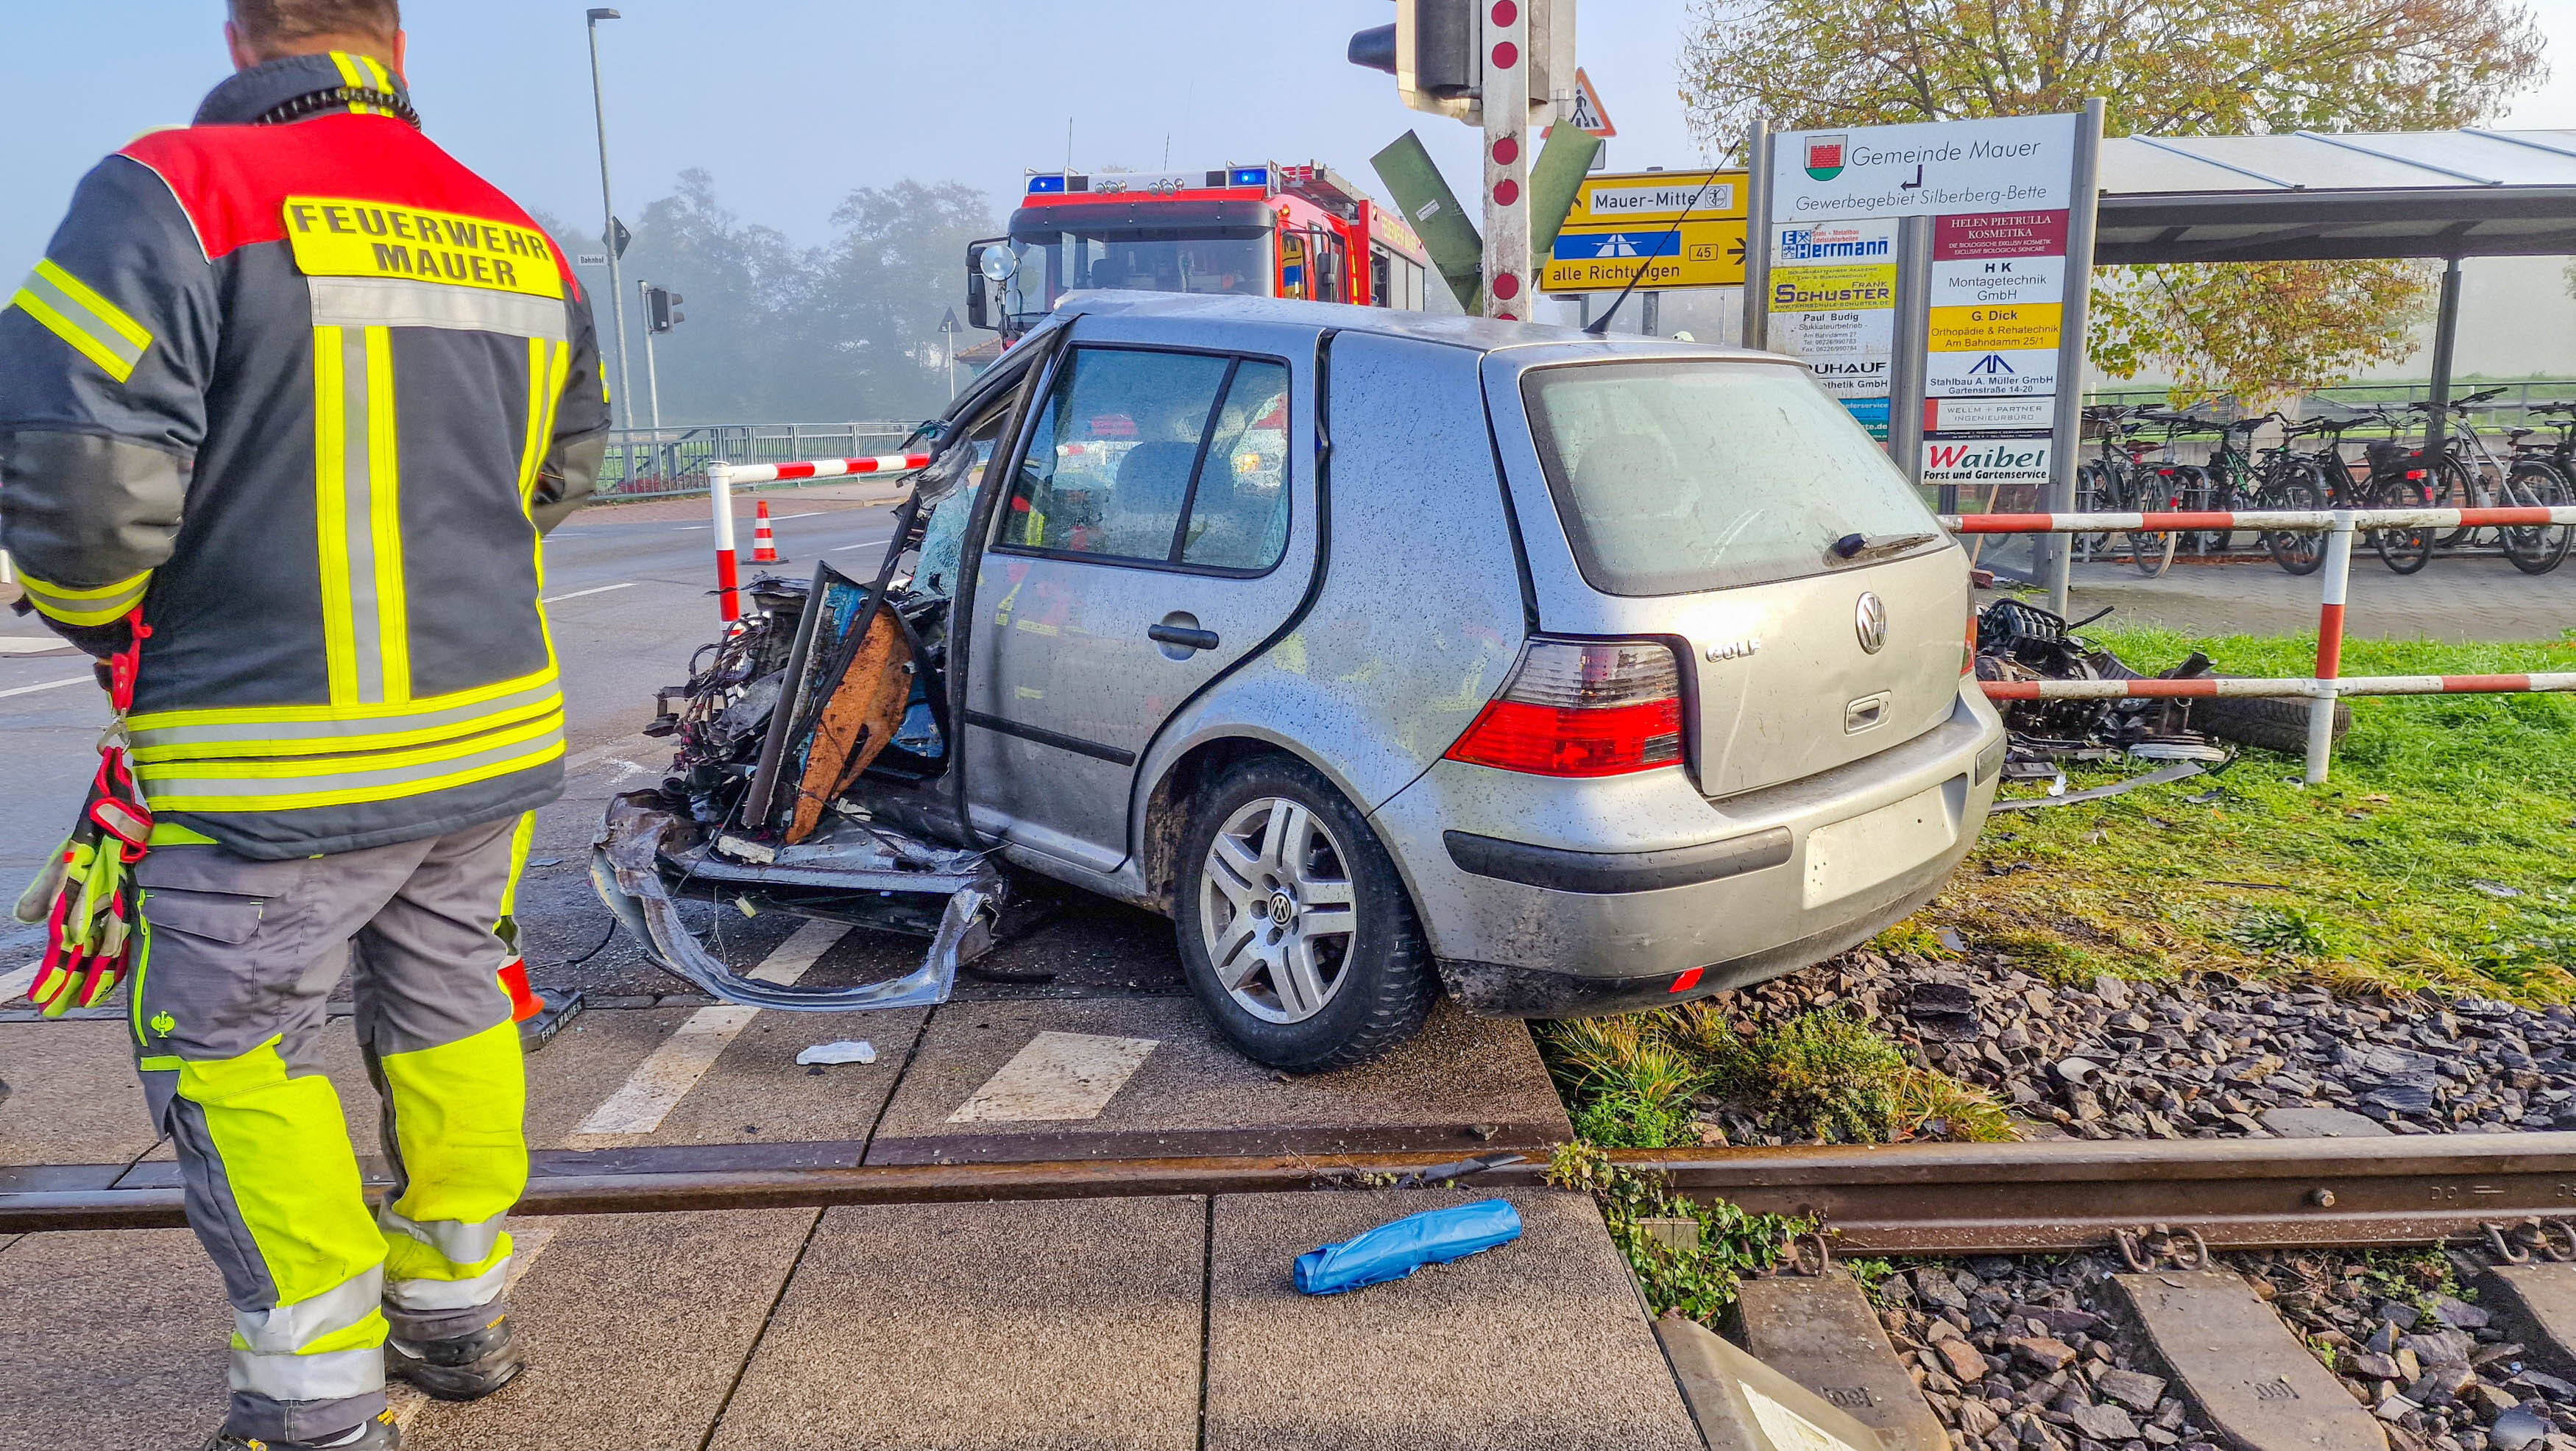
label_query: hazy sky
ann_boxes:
[6,1,2576,290]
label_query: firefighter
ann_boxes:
[0,2,607,1446]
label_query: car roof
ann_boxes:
[1054,289,1785,363]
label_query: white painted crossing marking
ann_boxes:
[0,676,89,700]
[829,536,897,551]
[946,1031,1159,1123]
[563,919,852,1145]
[541,582,637,604]
[0,964,38,1001]
[0,637,67,654]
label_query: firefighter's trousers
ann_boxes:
[132,816,530,1445]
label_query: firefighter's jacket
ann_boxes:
[0,54,609,859]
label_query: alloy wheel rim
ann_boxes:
[1197,796,1356,1024]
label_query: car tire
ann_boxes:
[2193,691,2350,755]
[1173,755,1437,1073]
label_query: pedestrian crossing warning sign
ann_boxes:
[1563,68,1615,138]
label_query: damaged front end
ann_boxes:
[590,435,1008,1011]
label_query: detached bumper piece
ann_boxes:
[592,792,1003,1012]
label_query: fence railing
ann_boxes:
[2083,379,2576,429]
[1942,505,2576,785]
[599,422,917,499]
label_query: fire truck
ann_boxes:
[966,163,1434,339]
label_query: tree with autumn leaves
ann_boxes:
[1679,0,2550,406]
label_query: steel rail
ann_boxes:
[12,1134,2576,1254]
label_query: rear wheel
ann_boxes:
[2259,467,2324,575]
[1175,756,1437,1073]
[2502,462,2573,574]
[2369,473,2436,575]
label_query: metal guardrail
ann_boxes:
[1945,504,2576,784]
[598,422,918,499]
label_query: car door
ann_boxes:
[963,341,1309,872]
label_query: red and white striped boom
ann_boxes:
[715,453,933,486]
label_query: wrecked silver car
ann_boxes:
[597,293,2006,1070]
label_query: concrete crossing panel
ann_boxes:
[868,998,1571,1164]
[0,1020,158,1171]
[402,1209,818,1451]
[1204,1188,1702,1451]
[0,1227,229,1451]
[705,1196,1206,1451]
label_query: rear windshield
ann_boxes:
[1521,360,1945,596]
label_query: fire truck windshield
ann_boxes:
[1000,225,1271,330]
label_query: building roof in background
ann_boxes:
[2096,130,2576,264]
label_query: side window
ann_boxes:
[998,348,1293,573]
[1180,361,1290,569]
[1007,349,1233,561]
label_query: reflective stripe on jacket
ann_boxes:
[0,54,610,858]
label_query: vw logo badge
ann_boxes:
[1854,593,1889,654]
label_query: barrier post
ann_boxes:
[2304,510,2354,785]
[708,460,740,623]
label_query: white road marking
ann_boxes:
[0,638,68,654]
[564,731,661,774]
[563,919,851,1145]
[541,582,637,604]
[829,537,897,551]
[0,676,90,700]
[0,964,38,1000]
[946,1031,1159,1123]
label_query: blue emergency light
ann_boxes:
[1027,174,1066,194]
[1229,167,1269,189]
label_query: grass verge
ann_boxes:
[1538,1003,2015,1148]
[1944,626,2576,1003]
[1546,1142,1808,1319]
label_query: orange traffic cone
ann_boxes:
[751,499,782,563]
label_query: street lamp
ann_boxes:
[585,7,635,434]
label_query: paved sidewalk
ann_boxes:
[1,1189,1700,1451]
[2048,554,2576,640]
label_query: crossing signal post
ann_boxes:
[1348,0,1575,321]
[639,282,683,432]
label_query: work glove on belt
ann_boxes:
[16,612,153,1017]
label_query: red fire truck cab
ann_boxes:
[967,163,1433,339]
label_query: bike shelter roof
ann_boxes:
[2095,130,2576,264]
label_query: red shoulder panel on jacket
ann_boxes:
[121,116,584,300]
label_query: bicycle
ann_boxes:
[2077,404,2177,576]
[2499,403,2576,574]
[2407,388,2569,574]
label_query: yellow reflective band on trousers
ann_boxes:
[151,1037,389,1399]
[127,674,563,763]
[376,1018,526,1305]
[312,323,412,709]
[17,567,151,627]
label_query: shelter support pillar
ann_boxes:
[2424,257,2463,473]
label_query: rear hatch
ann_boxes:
[1508,353,1967,798]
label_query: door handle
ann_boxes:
[1147,624,1220,652]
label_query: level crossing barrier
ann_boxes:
[702,454,932,621]
[1939,505,2576,784]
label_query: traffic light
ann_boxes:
[645,284,684,333]
[1347,0,1576,127]
[1347,0,1480,121]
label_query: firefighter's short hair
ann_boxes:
[229,0,402,54]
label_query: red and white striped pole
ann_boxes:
[1480,0,1531,322]
[707,460,740,623]
[2306,511,2356,785]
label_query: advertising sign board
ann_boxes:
[1924,208,2070,400]
[1921,437,2053,489]
[1767,219,1897,437]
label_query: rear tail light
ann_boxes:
[1444,637,1684,777]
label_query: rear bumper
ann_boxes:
[1370,681,2002,1011]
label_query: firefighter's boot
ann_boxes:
[201,1408,402,1449]
[385,1315,525,1402]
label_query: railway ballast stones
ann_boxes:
[1696,947,2576,1145]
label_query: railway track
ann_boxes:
[15,1131,2576,1256]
